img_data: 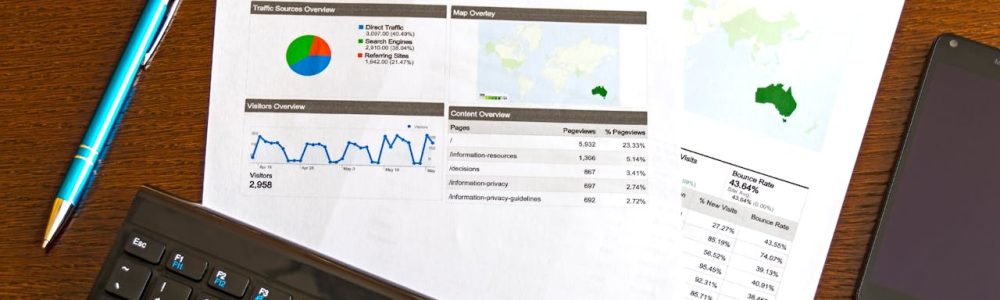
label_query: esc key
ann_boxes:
[123,232,165,264]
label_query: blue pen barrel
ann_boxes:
[55,89,137,207]
[54,0,170,206]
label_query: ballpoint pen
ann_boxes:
[43,0,182,249]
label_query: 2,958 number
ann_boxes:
[249,180,272,189]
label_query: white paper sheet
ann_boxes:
[675,1,903,299]
[204,1,682,298]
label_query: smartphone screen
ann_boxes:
[857,35,1000,299]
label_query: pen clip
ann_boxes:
[142,0,183,69]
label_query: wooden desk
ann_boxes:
[0,1,997,298]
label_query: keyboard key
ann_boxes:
[193,293,222,300]
[166,250,208,281]
[145,277,192,300]
[124,232,165,264]
[208,266,250,297]
[249,283,293,300]
[104,258,152,300]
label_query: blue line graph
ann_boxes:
[250,133,436,166]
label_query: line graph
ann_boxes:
[250,133,436,166]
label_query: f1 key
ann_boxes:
[167,249,207,281]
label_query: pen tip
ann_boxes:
[42,240,49,249]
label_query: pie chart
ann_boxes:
[286,35,331,76]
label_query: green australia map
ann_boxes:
[755,83,797,122]
[591,85,608,99]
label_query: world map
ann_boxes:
[478,22,620,106]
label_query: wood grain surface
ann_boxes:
[0,1,997,298]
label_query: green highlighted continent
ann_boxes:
[755,83,797,122]
[591,85,608,99]
[286,35,315,66]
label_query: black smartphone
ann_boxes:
[856,34,1000,299]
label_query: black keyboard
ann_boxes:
[89,186,426,300]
